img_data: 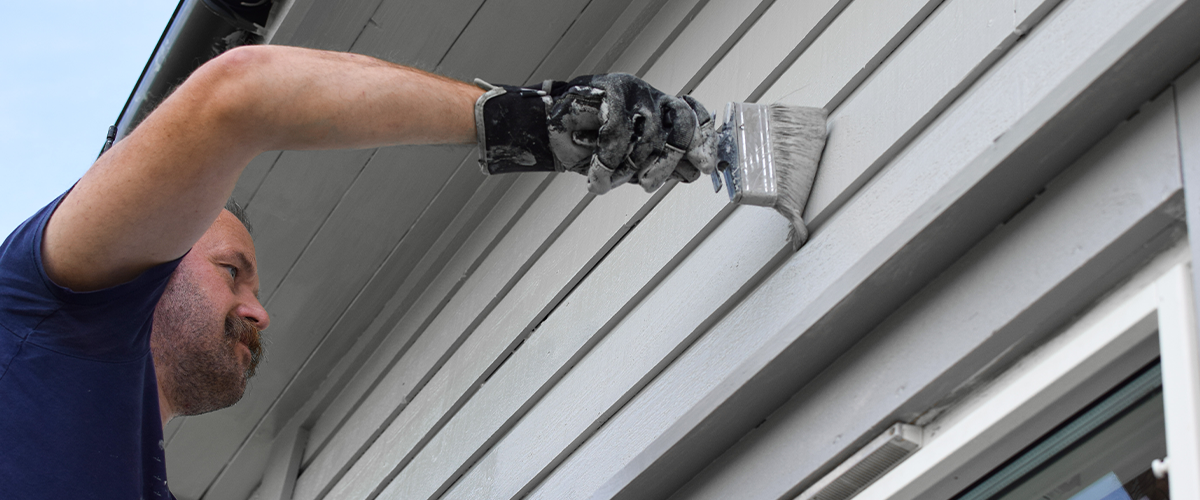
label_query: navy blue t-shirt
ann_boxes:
[0,193,180,499]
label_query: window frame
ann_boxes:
[854,261,1200,500]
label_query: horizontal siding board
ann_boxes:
[314,2,758,494]
[523,0,1020,492]
[249,148,376,303]
[348,0,486,70]
[291,2,714,495]
[302,173,546,464]
[188,0,642,493]
[569,0,674,76]
[162,148,363,497]
[527,0,639,83]
[689,0,851,105]
[189,3,501,490]
[348,0,830,494]
[208,172,524,500]
[370,183,668,500]
[292,173,594,500]
[609,0,709,75]
[233,151,282,206]
[432,0,592,83]
[283,0,383,51]
[325,184,656,499]
[164,416,183,446]
[638,0,772,92]
[796,0,1042,228]
[448,198,787,500]
[256,424,308,500]
[757,0,943,111]
[167,145,468,498]
[593,0,1200,497]
[672,89,1185,500]
[204,153,494,498]
[434,0,889,496]
[202,428,273,500]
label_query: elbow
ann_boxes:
[184,45,278,139]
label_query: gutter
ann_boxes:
[106,0,273,149]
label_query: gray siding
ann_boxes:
[165,0,1200,498]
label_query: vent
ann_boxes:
[796,423,923,500]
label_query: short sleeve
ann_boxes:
[0,191,184,361]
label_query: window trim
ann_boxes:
[854,261,1200,500]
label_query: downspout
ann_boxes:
[103,0,273,153]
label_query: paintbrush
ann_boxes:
[712,103,828,251]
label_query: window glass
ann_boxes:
[957,363,1169,500]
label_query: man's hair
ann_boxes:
[225,198,253,235]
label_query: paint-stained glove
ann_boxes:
[475,74,717,194]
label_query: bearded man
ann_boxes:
[0,44,714,499]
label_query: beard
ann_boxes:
[151,268,264,417]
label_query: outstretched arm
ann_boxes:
[43,45,484,291]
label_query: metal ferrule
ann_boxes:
[714,102,777,206]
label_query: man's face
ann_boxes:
[151,210,269,417]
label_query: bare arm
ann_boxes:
[43,45,484,291]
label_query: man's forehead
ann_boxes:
[205,212,258,264]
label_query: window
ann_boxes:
[956,363,1167,500]
[855,261,1200,500]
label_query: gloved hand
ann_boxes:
[475,74,717,194]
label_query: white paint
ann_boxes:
[1155,265,1200,499]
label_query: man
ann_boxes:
[0,45,713,498]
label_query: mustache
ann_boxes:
[225,315,263,378]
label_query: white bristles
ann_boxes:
[767,104,827,250]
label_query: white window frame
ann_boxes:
[854,261,1200,500]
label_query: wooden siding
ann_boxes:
[167,0,1200,498]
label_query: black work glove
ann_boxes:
[475,74,717,194]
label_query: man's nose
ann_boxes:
[239,298,269,331]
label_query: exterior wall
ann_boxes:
[230,0,1200,498]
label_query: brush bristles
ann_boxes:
[768,104,827,250]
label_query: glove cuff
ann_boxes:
[475,81,565,175]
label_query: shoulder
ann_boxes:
[1,192,184,360]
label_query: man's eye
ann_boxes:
[226,266,238,280]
